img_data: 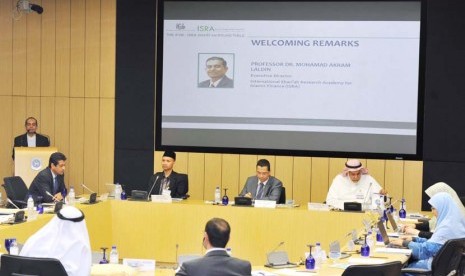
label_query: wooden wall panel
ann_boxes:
[84,0,100,98]
[26,97,41,121]
[293,157,311,204]
[239,154,257,188]
[12,8,27,96]
[366,159,386,187]
[187,153,205,199]
[100,0,116,99]
[40,97,55,144]
[0,96,13,178]
[83,98,100,192]
[69,98,85,191]
[41,0,55,97]
[12,97,27,137]
[275,156,293,198]
[98,98,115,192]
[222,154,240,197]
[56,0,70,98]
[310,157,329,202]
[385,160,404,202]
[54,97,70,184]
[403,161,423,211]
[70,0,85,98]
[26,4,41,97]
[175,152,188,173]
[204,154,222,199]
[0,0,13,96]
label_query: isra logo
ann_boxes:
[176,23,185,30]
[198,25,215,31]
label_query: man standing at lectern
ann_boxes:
[12,117,50,160]
[239,159,282,202]
[28,152,66,203]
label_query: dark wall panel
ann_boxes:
[115,0,156,192]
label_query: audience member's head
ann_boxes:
[25,117,38,135]
[256,159,271,183]
[342,159,368,183]
[48,152,67,175]
[425,182,465,217]
[20,206,92,276]
[203,218,231,249]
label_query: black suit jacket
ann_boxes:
[147,171,188,198]
[28,167,66,203]
[12,133,50,160]
[176,250,251,276]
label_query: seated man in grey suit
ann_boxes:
[176,218,251,276]
[239,159,282,202]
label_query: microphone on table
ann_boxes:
[269,241,285,253]
[7,198,20,209]
[81,183,95,194]
[362,182,373,210]
[147,175,159,200]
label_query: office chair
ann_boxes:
[341,261,402,276]
[3,176,29,208]
[278,186,286,204]
[0,254,68,276]
[401,238,465,276]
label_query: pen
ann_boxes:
[370,256,388,259]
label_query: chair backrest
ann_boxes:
[431,237,465,276]
[3,177,29,202]
[0,254,68,276]
[341,261,402,276]
[278,186,286,204]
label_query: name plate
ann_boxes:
[151,194,172,203]
[254,200,276,209]
[123,258,156,271]
[307,202,330,211]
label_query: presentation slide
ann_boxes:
[157,1,423,157]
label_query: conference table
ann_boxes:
[0,199,409,275]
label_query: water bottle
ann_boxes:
[109,245,119,264]
[0,192,3,207]
[68,186,75,206]
[9,239,19,255]
[214,187,221,204]
[27,195,34,219]
[115,184,122,201]
[305,245,315,270]
[314,242,322,269]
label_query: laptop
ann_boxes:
[385,209,402,233]
[377,220,407,248]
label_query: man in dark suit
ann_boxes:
[147,151,188,198]
[28,152,67,203]
[176,218,251,276]
[198,57,234,88]
[12,117,50,160]
[239,159,283,202]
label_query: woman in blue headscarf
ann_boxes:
[391,192,465,270]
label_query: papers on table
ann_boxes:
[374,247,412,255]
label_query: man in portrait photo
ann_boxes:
[198,56,234,88]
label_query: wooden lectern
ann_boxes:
[14,147,58,188]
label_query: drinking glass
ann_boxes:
[4,238,15,254]
[328,249,341,264]
[99,247,109,264]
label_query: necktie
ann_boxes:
[256,183,264,199]
[53,177,58,194]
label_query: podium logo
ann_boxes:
[31,158,42,171]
